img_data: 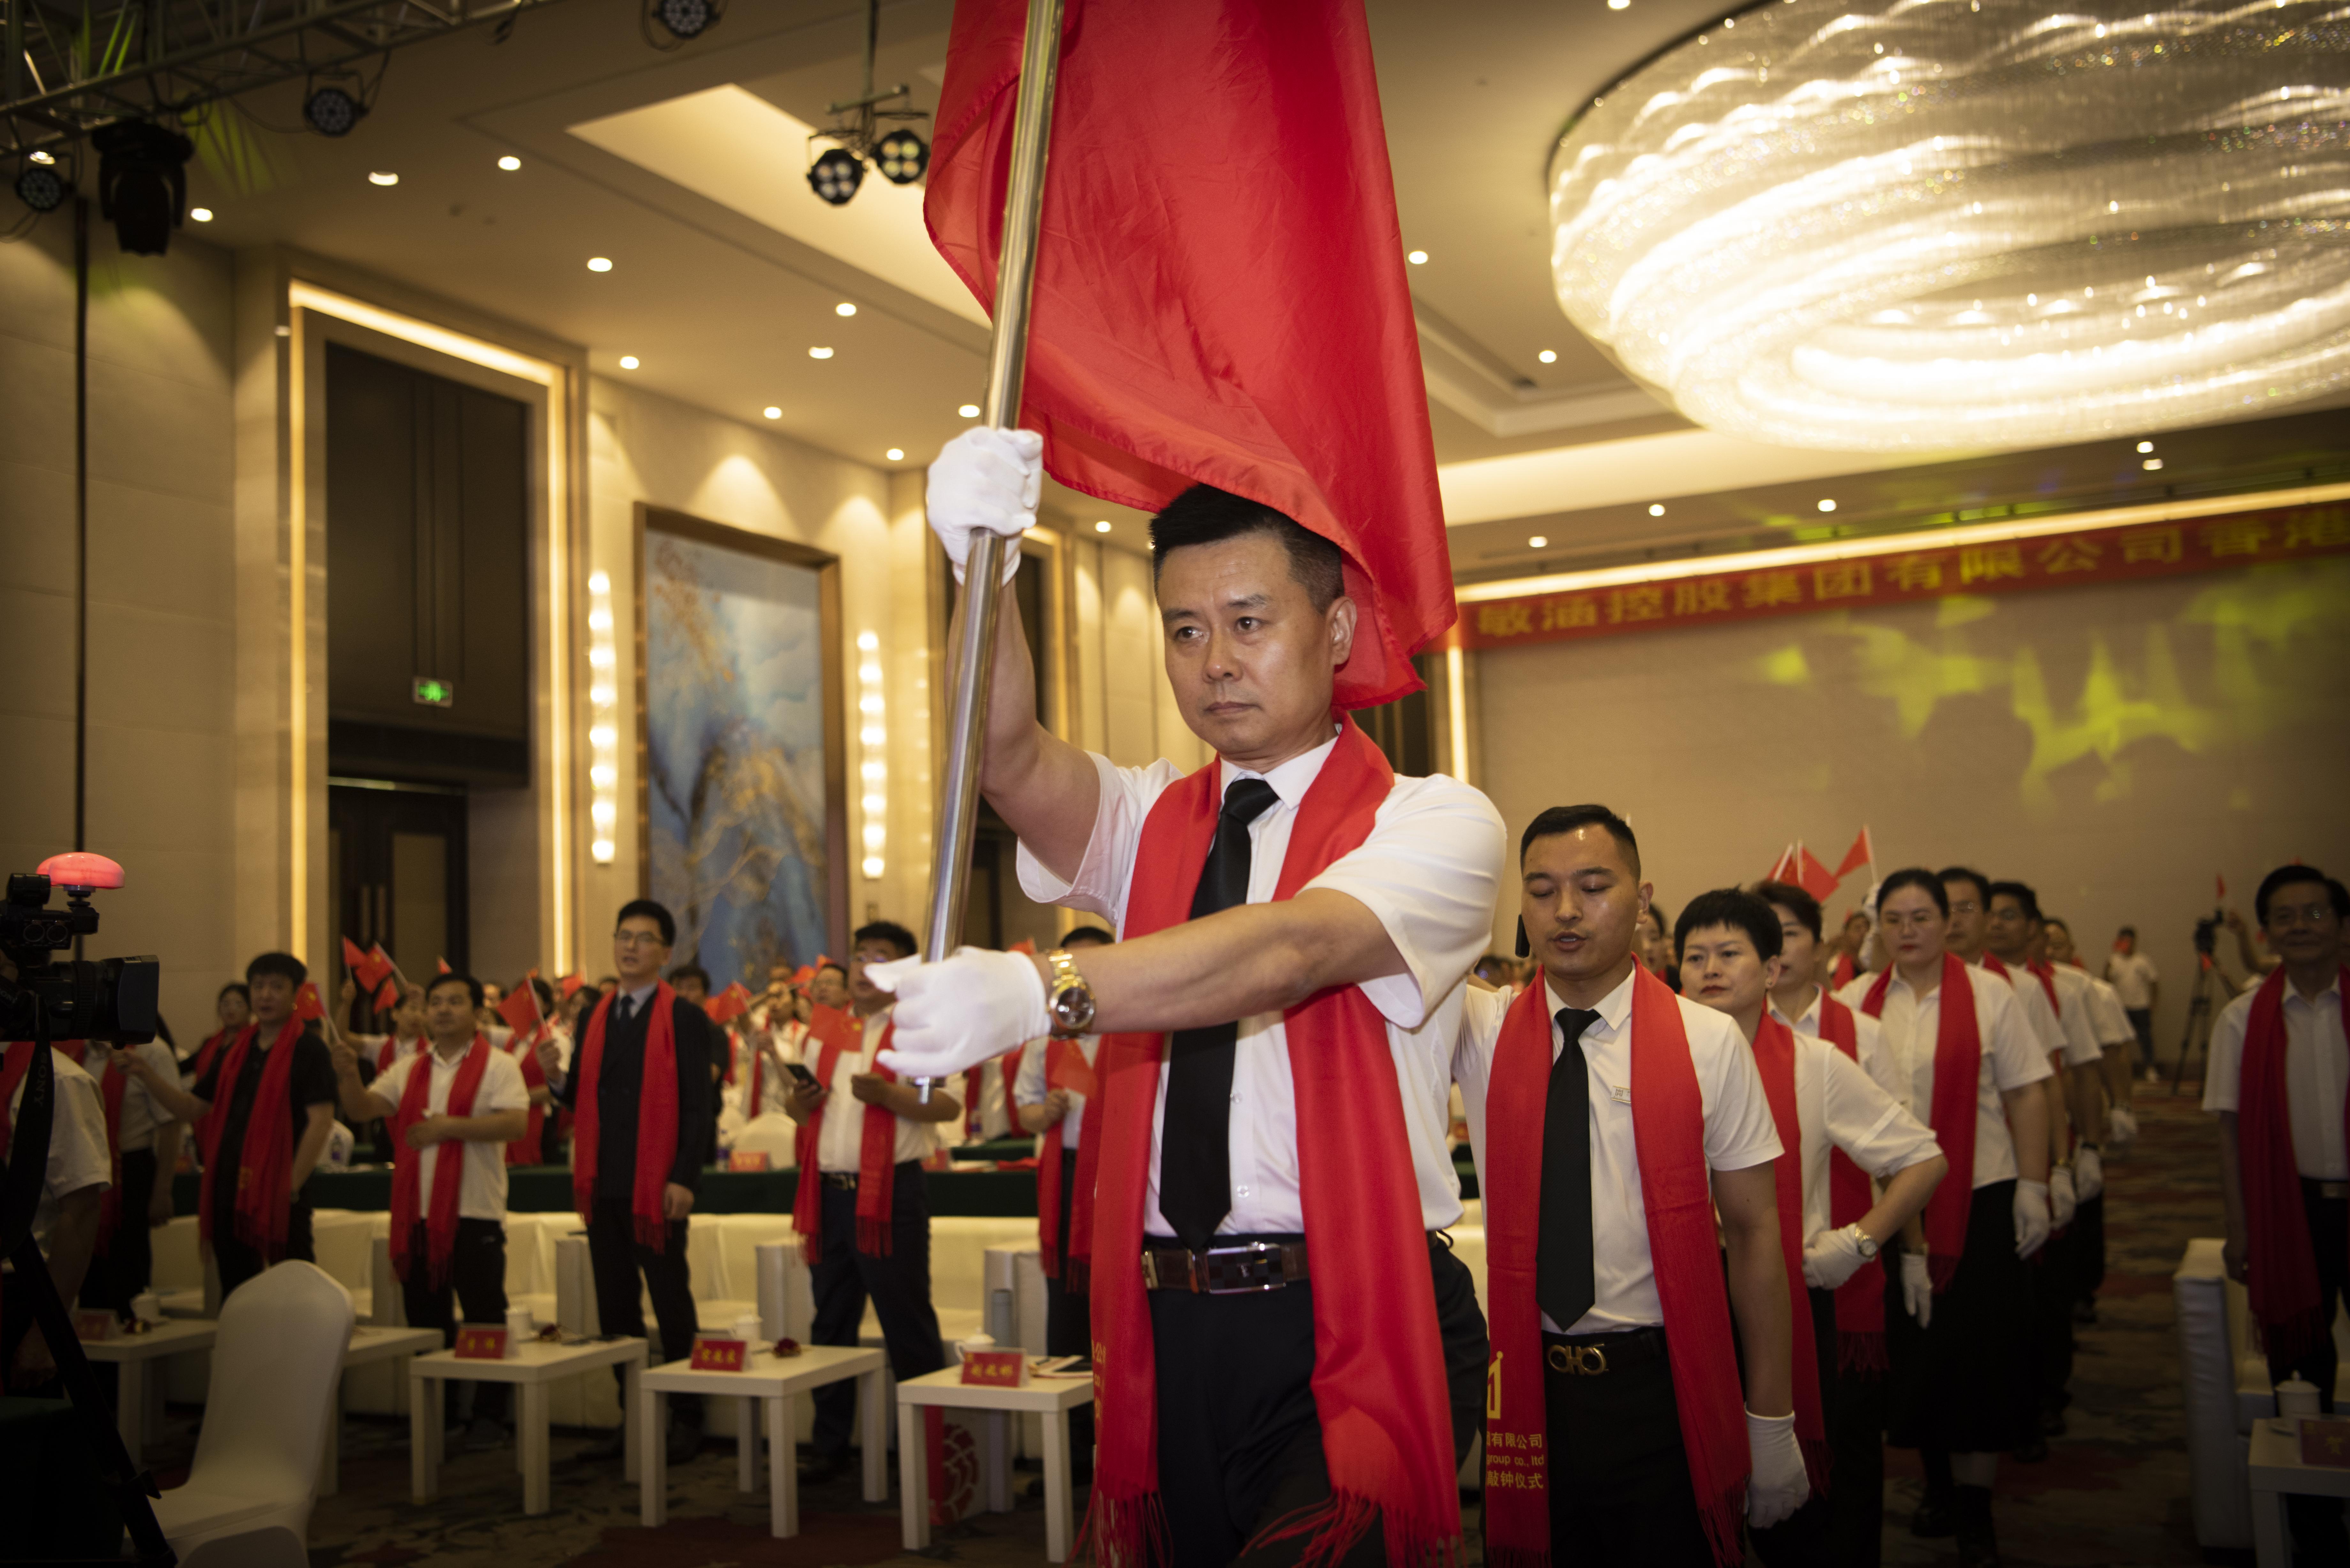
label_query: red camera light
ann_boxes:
[37,852,124,890]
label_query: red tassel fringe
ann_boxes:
[1698,1481,1746,1568]
[1244,1489,1461,1568]
[1800,1435,1834,1497]
[858,1216,893,1257]
[1066,1256,1090,1294]
[1838,1329,1888,1376]
[1077,1486,1170,1567]
[1928,1252,1959,1293]
[2259,1305,2331,1366]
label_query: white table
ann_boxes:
[409,1335,645,1515]
[2251,1416,2350,1566]
[896,1364,1094,1562]
[320,1326,443,1496]
[637,1346,889,1535]
[78,1318,216,1458]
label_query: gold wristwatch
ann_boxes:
[1044,948,1096,1037]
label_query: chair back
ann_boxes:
[188,1261,355,1503]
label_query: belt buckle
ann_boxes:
[2323,1182,2348,1201]
[1545,1341,1610,1376]
[1203,1242,1284,1295]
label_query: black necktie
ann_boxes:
[616,994,637,1025]
[1158,776,1282,1252]
[1537,1007,1603,1329]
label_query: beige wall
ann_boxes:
[1064,533,1212,776]
[0,216,239,1044]
[1472,558,2350,1056]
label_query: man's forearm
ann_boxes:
[2067,1063,2106,1145]
[965,579,1101,882]
[292,1105,336,1188]
[1861,1155,1948,1243]
[2219,1114,2248,1248]
[1724,1216,1793,1416]
[446,1109,530,1143]
[41,1189,102,1307]
[2044,1070,2072,1167]
[332,1069,380,1126]
[2006,1085,2051,1183]
[1016,1103,1058,1134]
[140,1072,208,1127]
[1064,889,1407,1036]
[152,1120,183,1176]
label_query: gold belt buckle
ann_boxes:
[1545,1342,1610,1376]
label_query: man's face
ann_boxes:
[767,963,792,996]
[2115,930,2135,954]
[218,990,250,1029]
[1941,878,1987,957]
[2044,922,2078,966]
[673,975,708,1004]
[849,942,904,1010]
[1520,827,1648,991]
[391,987,428,1035]
[1769,903,1818,989]
[812,966,849,1010]
[247,973,295,1025]
[614,917,670,984]
[1156,533,1354,763]
[1842,912,1871,948]
[1880,886,1949,968]
[1679,924,1782,1023]
[425,982,476,1041]
[481,982,504,1008]
[1985,893,2034,961]
[2263,880,2345,969]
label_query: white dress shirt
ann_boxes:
[2044,964,2106,1068]
[1983,957,2069,1062]
[961,1055,1017,1143]
[1015,1035,1100,1146]
[2076,971,2138,1050]
[1453,972,1784,1334]
[12,1051,112,1250]
[1770,986,1896,1101]
[2105,950,2159,1009]
[726,1020,806,1121]
[102,1040,181,1153]
[2203,976,2348,1179]
[1780,1029,1943,1241]
[1017,732,1506,1237]
[817,1008,939,1171]
[1835,965,2052,1188]
[368,1044,532,1221]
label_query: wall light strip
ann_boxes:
[588,571,619,864]
[288,283,556,385]
[856,630,887,881]
[1444,643,1470,788]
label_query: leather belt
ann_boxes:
[2316,1180,2350,1202]
[821,1171,861,1190]
[1141,1240,1309,1294]
[1543,1326,1668,1377]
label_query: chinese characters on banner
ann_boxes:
[1455,501,2350,652]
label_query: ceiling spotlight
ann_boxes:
[303,84,367,138]
[2135,440,2154,453]
[16,163,70,215]
[29,150,54,165]
[2143,457,2164,471]
[587,256,613,271]
[1648,503,1666,516]
[958,404,980,418]
[92,121,193,255]
[875,127,929,185]
[652,0,717,40]
[368,171,399,186]
[1407,249,1429,264]
[618,355,639,369]
[807,147,864,206]
[497,155,522,171]
[1609,0,1630,9]
[762,406,782,419]
[1816,498,1837,512]
[882,448,904,462]
[189,207,213,222]
[1528,535,1550,549]
[1094,520,1111,533]
[835,302,857,317]
[1537,350,1558,364]
[808,346,834,359]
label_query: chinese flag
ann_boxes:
[1047,1047,1098,1101]
[1766,843,1799,884]
[705,982,754,1026]
[374,977,401,1012]
[789,965,815,987]
[927,0,1451,707]
[293,981,326,1022]
[341,937,395,991]
[341,934,368,975]
[1795,843,1841,902]
[496,984,541,1036]
[435,957,452,976]
[557,973,587,999]
[1833,827,1874,880]
[2217,873,2228,901]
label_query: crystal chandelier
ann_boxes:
[1547,0,2350,453]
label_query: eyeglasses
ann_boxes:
[2267,902,2340,929]
[1945,900,1981,916]
[614,930,667,948]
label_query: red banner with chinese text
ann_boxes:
[1455,500,2350,651]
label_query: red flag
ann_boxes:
[788,965,815,987]
[341,937,395,991]
[293,981,325,1022]
[557,973,586,999]
[705,982,754,1026]
[435,956,451,976]
[1833,827,1874,880]
[1795,843,1841,902]
[496,983,541,1036]
[342,935,368,974]
[1008,939,1037,956]
[1766,843,1799,884]
[374,977,401,1012]
[927,0,1449,708]
[2217,873,2228,901]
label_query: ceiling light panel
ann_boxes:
[1547,0,2350,454]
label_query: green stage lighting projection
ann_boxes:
[412,677,454,707]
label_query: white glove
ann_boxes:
[2013,1178,2052,1259]
[926,426,1042,585]
[1745,1409,1810,1528]
[2107,1106,2138,1149]
[869,947,1051,1080]
[2075,1144,2104,1201]
[2049,1165,2078,1229]
[1801,1225,1869,1291]
[1901,1250,1933,1328]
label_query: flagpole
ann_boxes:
[922,0,1066,1009]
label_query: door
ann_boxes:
[330,784,470,1025]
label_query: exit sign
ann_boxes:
[412,677,454,707]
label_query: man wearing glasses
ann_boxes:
[539,899,717,1465]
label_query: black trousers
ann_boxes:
[79,1148,159,1317]
[2266,1182,2350,1557]
[1045,1150,1095,1467]
[1151,1232,1486,1568]
[2032,1222,2078,1414]
[399,1217,512,1422]
[586,1197,699,1421]
[1825,1280,1889,1568]
[810,1163,945,1455]
[1887,1180,2034,1454]
[1748,1285,1846,1568]
[1543,1328,1717,1568]
[213,1198,314,1301]
[2075,1190,2106,1304]
[2126,1008,2154,1068]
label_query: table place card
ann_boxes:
[72,1309,117,1342]
[691,1337,747,1372]
[960,1349,1026,1387]
[726,1150,771,1172]
[454,1324,510,1360]
[2304,1417,2350,1468]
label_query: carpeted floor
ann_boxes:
[129,1083,2227,1565]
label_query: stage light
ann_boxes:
[304,85,366,137]
[2143,457,2164,471]
[875,127,929,185]
[28,150,53,165]
[1537,350,1557,364]
[808,346,833,359]
[836,302,857,316]
[653,0,715,39]
[1817,499,1837,513]
[618,356,639,369]
[763,406,781,419]
[498,155,522,171]
[586,256,612,272]
[886,448,904,461]
[1648,503,1666,516]
[368,171,398,186]
[16,165,70,215]
[1094,520,1111,533]
[1609,0,1629,9]
[959,404,980,418]
[807,147,864,206]
[1528,535,1550,549]
[92,121,193,255]
[1407,250,1428,264]
[189,207,213,222]
[2136,440,2154,453]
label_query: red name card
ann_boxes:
[2304,1418,2350,1468]
[726,1150,771,1172]
[454,1325,509,1360]
[72,1309,117,1342]
[959,1349,1026,1388]
[691,1338,747,1372]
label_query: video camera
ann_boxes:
[1,853,158,1045]
[2193,907,2225,959]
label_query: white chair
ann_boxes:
[732,1113,800,1166]
[150,1260,355,1568]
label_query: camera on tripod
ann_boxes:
[1,852,159,1045]
[2192,907,2225,960]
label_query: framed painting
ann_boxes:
[634,506,847,992]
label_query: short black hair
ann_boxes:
[853,920,919,960]
[216,981,250,1004]
[530,975,555,1011]
[2118,924,2136,937]
[1518,803,1641,878]
[1644,899,1670,935]
[2257,864,2347,926]
[1674,888,1784,964]
[668,963,711,989]
[1752,879,1822,941]
[246,951,307,986]
[427,971,485,1009]
[1937,866,1991,907]
[2044,916,2072,940]
[617,899,677,946]
[1060,926,1114,949]
[1149,485,1344,612]
[1880,866,1950,916]
[815,961,847,981]
[1985,880,2042,922]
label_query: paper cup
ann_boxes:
[129,1291,162,1326]
[2279,1378,2323,1418]
[506,1307,534,1353]
[731,1313,761,1344]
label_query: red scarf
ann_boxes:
[192,1028,233,1082]
[1087,722,1460,1567]
[963,1051,1020,1142]
[1861,955,1979,1290]
[376,1034,416,1076]
[196,1018,307,1258]
[508,1028,548,1166]
[1814,995,1886,1372]
[1484,966,1749,1568]
[1036,1038,1101,1287]
[1829,951,1856,991]
[389,1037,491,1284]
[571,984,681,1251]
[792,1005,901,1260]
[1748,1016,1832,1491]
[2237,965,2350,1359]
[2025,959,2062,1017]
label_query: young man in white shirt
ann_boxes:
[1455,809,1805,1567]
[1836,870,2051,1567]
[1679,887,1947,1568]
[333,972,530,1450]
[72,1036,182,1321]
[0,1042,112,1394]
[868,440,1501,1566]
[2104,928,2160,1077]
[2044,916,2141,1326]
[783,920,959,1486]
